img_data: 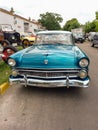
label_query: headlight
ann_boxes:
[7,58,16,67]
[11,36,15,39]
[78,70,88,79]
[12,70,18,77]
[79,58,89,67]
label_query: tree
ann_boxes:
[38,12,63,30]
[84,21,96,33]
[95,11,98,20]
[95,11,98,32]
[63,18,80,31]
[84,11,98,32]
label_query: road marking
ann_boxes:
[0,82,10,95]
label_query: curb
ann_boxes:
[0,82,10,95]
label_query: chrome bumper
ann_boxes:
[9,76,90,88]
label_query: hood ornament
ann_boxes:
[43,52,49,64]
[44,59,48,64]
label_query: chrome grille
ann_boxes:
[17,68,80,79]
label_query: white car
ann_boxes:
[91,34,98,47]
[88,32,96,41]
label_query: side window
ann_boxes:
[94,35,98,40]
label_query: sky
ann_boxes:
[0,0,98,26]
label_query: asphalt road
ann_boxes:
[0,41,98,130]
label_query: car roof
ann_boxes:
[37,30,71,35]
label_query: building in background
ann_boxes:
[0,8,44,35]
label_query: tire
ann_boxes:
[1,40,10,47]
[91,42,94,47]
[22,39,30,48]
[80,40,84,43]
[2,45,18,63]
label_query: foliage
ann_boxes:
[94,12,98,31]
[95,20,98,32]
[0,45,23,85]
[84,21,96,33]
[38,12,63,30]
[38,11,98,33]
[96,11,98,20]
[0,60,11,85]
[84,11,98,33]
[63,18,80,31]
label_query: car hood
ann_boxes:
[23,36,35,41]
[10,44,86,69]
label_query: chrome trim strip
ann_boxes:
[16,68,81,72]
[17,70,80,73]
[24,75,78,79]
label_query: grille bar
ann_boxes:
[16,68,80,72]
[16,68,80,79]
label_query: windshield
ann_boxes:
[0,24,13,31]
[35,33,73,45]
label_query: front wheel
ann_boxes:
[22,39,30,48]
[91,42,94,47]
[2,45,18,63]
[1,40,10,47]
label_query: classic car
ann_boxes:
[1,45,18,63]
[21,32,36,48]
[0,24,21,47]
[7,30,90,88]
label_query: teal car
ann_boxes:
[7,31,90,88]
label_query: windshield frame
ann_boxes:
[0,24,13,31]
[34,32,74,45]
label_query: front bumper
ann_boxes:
[9,76,90,88]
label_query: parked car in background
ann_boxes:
[91,33,98,47]
[21,32,36,48]
[0,24,21,47]
[71,28,85,43]
[88,32,96,42]
[73,33,85,43]
[0,24,22,62]
[7,30,90,88]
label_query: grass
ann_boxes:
[0,60,11,85]
[16,45,24,51]
[0,45,24,85]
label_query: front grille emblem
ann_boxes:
[44,59,48,64]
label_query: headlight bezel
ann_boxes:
[7,58,16,67]
[79,58,89,68]
[11,35,15,40]
[12,69,18,77]
[78,69,88,79]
